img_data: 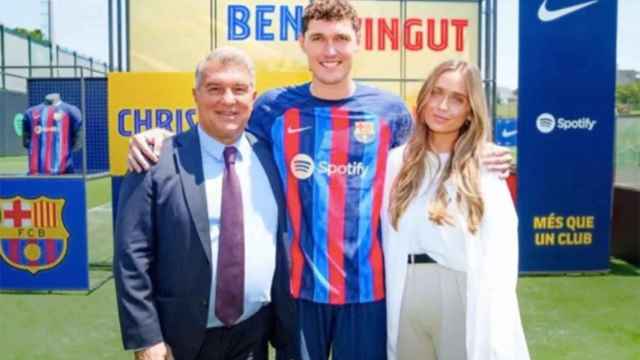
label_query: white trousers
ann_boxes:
[397,263,467,360]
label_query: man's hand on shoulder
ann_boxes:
[134,342,174,360]
[481,143,514,179]
[127,128,175,172]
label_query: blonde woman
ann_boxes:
[381,60,530,360]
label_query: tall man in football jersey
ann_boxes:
[244,3,411,358]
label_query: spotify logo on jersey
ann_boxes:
[290,153,370,180]
[290,153,315,180]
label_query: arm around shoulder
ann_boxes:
[127,128,175,172]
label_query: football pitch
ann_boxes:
[0,161,639,359]
[0,155,29,174]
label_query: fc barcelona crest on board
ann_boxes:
[0,196,69,274]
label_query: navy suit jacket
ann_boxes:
[114,127,296,359]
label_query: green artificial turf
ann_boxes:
[0,155,28,174]
[2,259,638,359]
[0,280,127,360]
[518,260,640,360]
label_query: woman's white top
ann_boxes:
[382,144,530,360]
[404,152,467,272]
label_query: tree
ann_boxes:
[13,27,47,43]
[616,81,640,107]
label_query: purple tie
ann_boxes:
[215,146,244,326]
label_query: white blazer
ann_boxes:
[382,145,530,360]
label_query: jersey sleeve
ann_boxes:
[389,102,413,148]
[247,93,276,144]
[70,104,82,130]
[68,104,83,150]
[22,110,33,148]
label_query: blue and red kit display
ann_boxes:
[22,101,82,175]
[249,83,412,304]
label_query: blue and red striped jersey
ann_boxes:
[249,83,412,304]
[23,101,82,175]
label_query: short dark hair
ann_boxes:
[301,0,360,35]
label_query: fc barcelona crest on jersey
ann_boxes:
[0,196,69,274]
[353,121,376,144]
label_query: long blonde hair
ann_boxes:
[389,60,491,234]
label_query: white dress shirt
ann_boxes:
[198,126,278,328]
[404,152,467,272]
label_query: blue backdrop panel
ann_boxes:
[85,78,109,172]
[27,78,109,173]
[111,176,124,227]
[0,177,89,290]
[517,0,617,272]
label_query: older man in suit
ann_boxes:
[114,47,295,360]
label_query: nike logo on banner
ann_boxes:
[538,0,598,22]
[502,129,517,138]
[287,126,312,134]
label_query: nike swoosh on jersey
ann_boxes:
[287,126,312,134]
[537,0,599,22]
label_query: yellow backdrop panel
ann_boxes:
[129,0,479,99]
[118,1,480,173]
[108,72,196,176]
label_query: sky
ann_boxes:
[0,0,638,90]
[0,0,109,62]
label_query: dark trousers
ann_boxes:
[277,299,387,360]
[195,305,272,360]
